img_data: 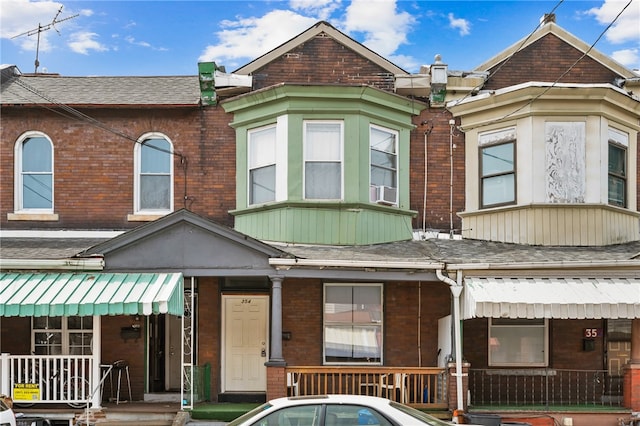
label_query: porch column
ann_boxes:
[268,276,284,364]
[91,315,102,409]
[624,319,640,410]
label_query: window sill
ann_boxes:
[7,212,59,221]
[127,213,168,222]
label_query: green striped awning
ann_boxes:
[0,272,184,317]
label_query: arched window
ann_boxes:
[134,133,173,213]
[15,132,54,212]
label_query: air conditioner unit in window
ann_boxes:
[374,185,397,205]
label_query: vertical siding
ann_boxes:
[461,205,639,246]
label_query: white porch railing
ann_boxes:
[1,354,93,407]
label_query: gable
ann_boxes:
[234,21,406,91]
[84,209,284,275]
[481,33,621,91]
[475,22,636,91]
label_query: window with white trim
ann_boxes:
[489,318,547,366]
[324,283,382,364]
[32,316,93,355]
[608,128,628,208]
[370,125,398,205]
[134,134,173,213]
[248,125,276,205]
[479,128,516,208]
[304,121,342,200]
[15,132,54,211]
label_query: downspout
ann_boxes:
[436,268,464,412]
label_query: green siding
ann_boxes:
[224,85,425,245]
[233,203,415,245]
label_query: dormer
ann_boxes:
[222,84,424,245]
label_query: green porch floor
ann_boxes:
[190,403,261,422]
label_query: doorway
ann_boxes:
[148,314,183,392]
[222,295,269,392]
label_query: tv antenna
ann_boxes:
[11,6,79,73]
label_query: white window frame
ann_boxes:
[323,283,383,365]
[248,124,277,205]
[133,132,174,214]
[479,128,516,208]
[32,316,93,355]
[303,120,343,200]
[14,131,54,213]
[608,127,628,208]
[488,318,548,367]
[369,124,399,205]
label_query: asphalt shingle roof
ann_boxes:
[0,73,201,106]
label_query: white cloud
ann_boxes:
[68,31,108,55]
[198,10,317,69]
[342,0,416,57]
[586,0,640,44]
[611,47,639,69]
[448,13,470,36]
[290,0,342,21]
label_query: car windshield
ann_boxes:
[389,401,452,425]
[227,403,272,426]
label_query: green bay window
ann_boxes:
[248,125,277,205]
[304,121,342,200]
[370,125,398,205]
[324,283,382,364]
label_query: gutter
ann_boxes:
[446,259,640,270]
[269,258,444,270]
[0,258,104,270]
[436,269,465,412]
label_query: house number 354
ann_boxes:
[241,299,252,304]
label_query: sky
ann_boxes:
[1,0,639,77]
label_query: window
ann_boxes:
[324,284,382,364]
[248,125,276,205]
[32,316,93,355]
[370,125,398,205]
[608,128,628,208]
[304,121,342,200]
[135,134,173,213]
[479,128,516,208]
[489,318,547,366]
[15,132,53,211]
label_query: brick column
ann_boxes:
[447,362,470,412]
[266,365,287,402]
[623,319,640,410]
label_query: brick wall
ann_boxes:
[251,34,395,91]
[483,33,619,91]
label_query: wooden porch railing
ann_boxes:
[285,367,447,409]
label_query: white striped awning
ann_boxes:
[463,276,640,319]
[0,272,184,317]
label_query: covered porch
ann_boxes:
[0,271,184,409]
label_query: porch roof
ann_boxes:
[0,272,183,317]
[463,276,640,320]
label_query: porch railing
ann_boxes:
[285,367,447,409]
[1,354,93,406]
[469,368,623,407]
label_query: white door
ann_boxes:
[223,295,269,392]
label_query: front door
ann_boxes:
[223,295,269,392]
[166,315,182,391]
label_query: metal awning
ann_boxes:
[0,272,184,317]
[463,276,640,319]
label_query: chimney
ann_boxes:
[540,13,556,24]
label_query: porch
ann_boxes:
[283,366,448,409]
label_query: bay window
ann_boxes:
[608,128,627,208]
[370,125,398,205]
[480,128,516,208]
[304,121,342,200]
[248,125,277,205]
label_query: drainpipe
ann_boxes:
[436,268,464,412]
